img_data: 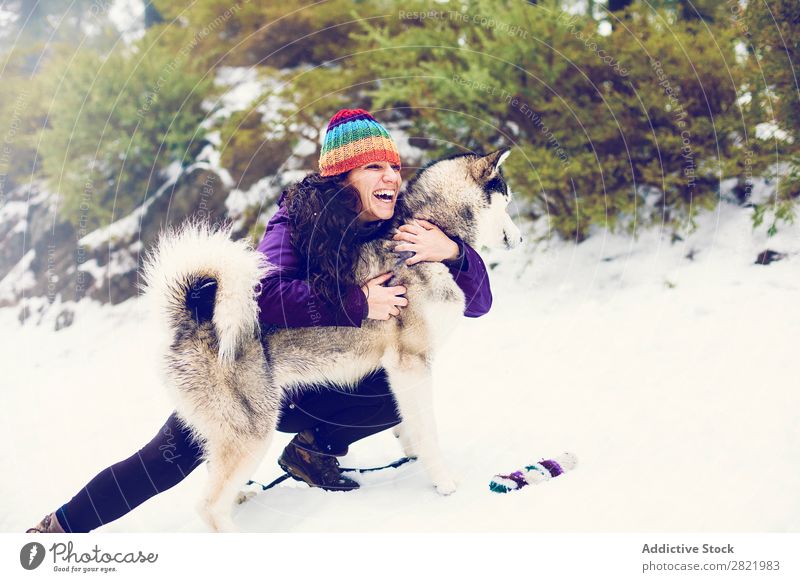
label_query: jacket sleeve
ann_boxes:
[442,237,493,318]
[256,207,369,328]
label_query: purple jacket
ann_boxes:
[256,201,493,329]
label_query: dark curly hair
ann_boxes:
[282,172,383,310]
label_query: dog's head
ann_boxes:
[403,148,523,250]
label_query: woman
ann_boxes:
[27,109,492,533]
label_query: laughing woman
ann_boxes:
[27,109,492,533]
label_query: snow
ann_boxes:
[195,139,235,188]
[0,200,28,223]
[76,257,106,283]
[0,249,35,301]
[203,66,290,140]
[213,67,269,114]
[756,122,793,143]
[108,0,146,45]
[78,160,198,249]
[11,219,26,234]
[225,176,281,230]
[78,250,138,282]
[79,195,154,249]
[278,170,309,187]
[2,201,799,532]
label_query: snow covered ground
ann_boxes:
[2,202,799,532]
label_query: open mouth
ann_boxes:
[372,189,395,205]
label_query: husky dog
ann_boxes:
[142,148,522,532]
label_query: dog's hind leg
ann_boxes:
[383,352,457,496]
[197,432,274,532]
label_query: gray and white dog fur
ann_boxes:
[141,148,522,532]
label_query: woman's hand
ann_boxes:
[392,218,460,266]
[361,272,408,320]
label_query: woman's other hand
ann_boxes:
[392,218,459,266]
[361,272,408,320]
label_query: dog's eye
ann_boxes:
[485,177,506,194]
[484,176,507,204]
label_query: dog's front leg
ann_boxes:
[384,353,457,496]
[198,433,274,532]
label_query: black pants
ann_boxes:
[56,368,401,532]
[278,368,402,454]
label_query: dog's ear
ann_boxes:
[469,148,512,183]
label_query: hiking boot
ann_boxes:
[278,430,360,491]
[26,512,65,533]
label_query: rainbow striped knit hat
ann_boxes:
[318,109,401,177]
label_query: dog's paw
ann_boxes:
[214,519,240,533]
[197,502,239,533]
[235,490,256,505]
[434,478,457,496]
[401,444,418,459]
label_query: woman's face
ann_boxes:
[345,161,402,222]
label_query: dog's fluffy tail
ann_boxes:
[141,217,270,364]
